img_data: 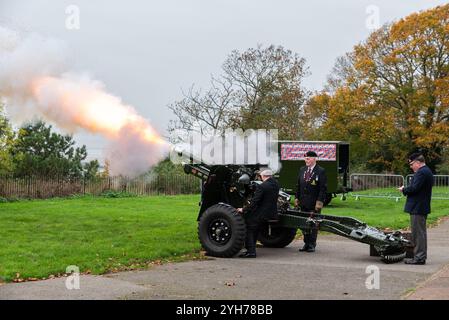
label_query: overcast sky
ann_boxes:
[1,0,447,162]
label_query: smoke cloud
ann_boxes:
[0,26,168,176]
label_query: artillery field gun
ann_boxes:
[181,145,411,264]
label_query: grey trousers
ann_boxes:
[410,214,427,261]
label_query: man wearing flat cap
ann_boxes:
[398,153,433,265]
[237,168,280,258]
[295,151,328,252]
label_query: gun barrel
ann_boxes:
[183,162,210,180]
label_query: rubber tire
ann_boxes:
[380,246,406,264]
[258,224,297,248]
[198,204,246,257]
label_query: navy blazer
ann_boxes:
[402,165,433,215]
[244,177,280,222]
[295,165,328,210]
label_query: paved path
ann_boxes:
[405,219,449,300]
[1,218,449,300]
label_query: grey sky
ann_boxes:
[1,0,447,162]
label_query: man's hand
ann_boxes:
[315,200,323,213]
[398,186,404,193]
[236,208,243,214]
[294,199,299,208]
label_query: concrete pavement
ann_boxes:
[1,218,449,300]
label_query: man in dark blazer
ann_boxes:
[237,168,280,258]
[398,153,433,265]
[295,151,328,252]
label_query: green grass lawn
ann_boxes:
[350,186,449,199]
[0,195,201,282]
[326,195,449,229]
[0,194,448,282]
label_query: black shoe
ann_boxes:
[299,245,310,252]
[238,252,256,258]
[404,258,425,265]
[306,246,316,253]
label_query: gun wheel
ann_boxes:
[258,224,297,248]
[198,204,246,257]
[381,251,406,264]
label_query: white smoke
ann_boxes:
[0,27,68,108]
[0,26,168,176]
[106,123,167,177]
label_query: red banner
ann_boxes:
[281,143,336,161]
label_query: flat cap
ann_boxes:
[408,152,424,163]
[260,168,273,176]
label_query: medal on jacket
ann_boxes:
[304,169,312,182]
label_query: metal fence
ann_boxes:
[0,173,201,200]
[406,174,449,200]
[350,173,449,200]
[350,174,405,201]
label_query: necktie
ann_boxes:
[305,168,312,181]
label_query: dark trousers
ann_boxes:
[244,217,260,255]
[301,206,318,248]
[411,214,427,262]
[303,229,318,247]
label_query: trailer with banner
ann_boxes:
[276,141,350,205]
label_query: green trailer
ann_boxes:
[275,141,351,204]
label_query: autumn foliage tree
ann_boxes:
[306,4,449,173]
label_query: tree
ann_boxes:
[305,87,399,172]
[223,45,310,139]
[0,102,14,175]
[167,77,236,138]
[11,121,89,179]
[168,45,310,140]
[100,159,111,178]
[306,4,449,173]
[83,159,100,180]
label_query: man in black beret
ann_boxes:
[398,153,433,265]
[295,151,328,252]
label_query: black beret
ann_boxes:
[304,151,318,157]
